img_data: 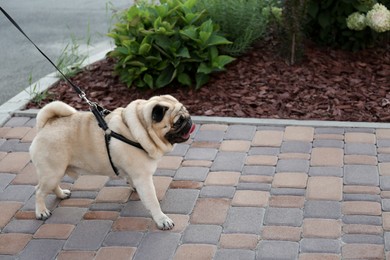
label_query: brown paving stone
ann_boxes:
[382,191,390,198]
[182,160,212,167]
[278,153,311,160]
[232,190,269,207]
[272,172,308,189]
[21,127,37,142]
[0,151,6,161]
[95,247,136,260]
[0,201,23,228]
[199,124,228,131]
[306,176,343,201]
[303,219,341,238]
[299,253,340,260]
[157,156,183,170]
[95,187,131,203]
[344,155,377,165]
[376,129,390,139]
[269,195,305,208]
[314,134,344,140]
[342,201,382,215]
[219,233,259,249]
[343,185,380,195]
[310,147,343,167]
[204,172,240,186]
[0,152,31,173]
[83,211,119,220]
[0,233,32,255]
[150,214,189,232]
[130,176,171,201]
[113,217,152,232]
[343,224,383,235]
[14,211,36,219]
[57,251,96,260]
[191,141,220,149]
[283,126,314,142]
[12,162,37,185]
[382,212,390,231]
[170,180,203,189]
[378,147,390,154]
[252,130,284,147]
[191,198,230,225]
[174,244,217,260]
[3,127,31,139]
[59,198,94,207]
[261,226,302,241]
[0,127,11,138]
[71,175,109,191]
[220,140,251,152]
[342,244,384,259]
[240,175,273,184]
[379,162,390,176]
[33,224,75,239]
[345,132,376,143]
[246,155,278,166]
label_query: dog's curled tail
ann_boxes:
[36,101,77,130]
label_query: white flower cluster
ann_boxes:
[346,3,390,33]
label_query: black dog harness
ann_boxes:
[1,7,145,175]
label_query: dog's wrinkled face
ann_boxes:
[150,97,195,144]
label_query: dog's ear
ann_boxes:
[152,105,168,122]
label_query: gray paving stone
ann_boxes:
[174,167,209,181]
[264,208,303,227]
[377,139,390,147]
[342,215,382,225]
[105,179,128,187]
[13,142,31,152]
[211,152,246,172]
[313,139,344,148]
[214,249,255,260]
[64,220,112,250]
[378,154,390,162]
[309,167,343,177]
[281,141,312,153]
[182,224,222,244]
[276,159,309,173]
[61,175,75,183]
[345,143,376,155]
[345,128,374,133]
[382,199,390,211]
[22,194,59,211]
[3,219,42,234]
[342,234,384,244]
[45,207,87,224]
[223,207,265,234]
[315,128,344,134]
[0,139,6,148]
[257,126,285,131]
[90,202,123,212]
[0,255,16,260]
[242,166,275,176]
[0,185,35,202]
[0,173,15,192]
[194,130,225,142]
[4,117,30,127]
[300,238,341,253]
[344,194,381,202]
[237,183,271,191]
[344,165,379,186]
[256,241,299,260]
[121,201,151,217]
[0,139,20,152]
[154,169,176,177]
[304,201,342,219]
[385,232,390,250]
[381,176,390,190]
[248,147,280,156]
[199,186,236,198]
[168,143,190,156]
[270,188,306,196]
[18,239,65,260]
[70,191,99,199]
[133,232,181,260]
[184,148,218,160]
[224,125,256,140]
[160,189,199,214]
[24,118,36,127]
[103,231,144,247]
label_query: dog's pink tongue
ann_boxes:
[183,124,196,139]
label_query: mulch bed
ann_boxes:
[26,39,390,122]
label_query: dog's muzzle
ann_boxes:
[166,117,195,144]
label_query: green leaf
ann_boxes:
[177,72,192,86]
[156,66,176,88]
[212,55,235,69]
[206,34,232,46]
[197,62,213,74]
[177,47,190,58]
[143,73,154,88]
[195,73,209,89]
[115,46,129,55]
[179,26,199,41]
[139,43,151,55]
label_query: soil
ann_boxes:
[26,39,390,122]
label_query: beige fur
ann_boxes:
[30,95,192,230]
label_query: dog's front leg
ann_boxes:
[132,175,174,230]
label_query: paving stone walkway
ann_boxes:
[1,114,390,259]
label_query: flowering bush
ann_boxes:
[346,12,367,31]
[366,3,390,32]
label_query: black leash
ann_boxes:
[0,6,145,175]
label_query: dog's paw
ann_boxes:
[156,215,175,230]
[35,209,52,220]
[58,189,71,199]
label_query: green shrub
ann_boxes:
[306,0,390,50]
[108,0,235,89]
[196,0,271,56]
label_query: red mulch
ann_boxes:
[26,39,390,122]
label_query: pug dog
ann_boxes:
[29,95,195,230]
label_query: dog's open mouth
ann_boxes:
[166,118,195,144]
